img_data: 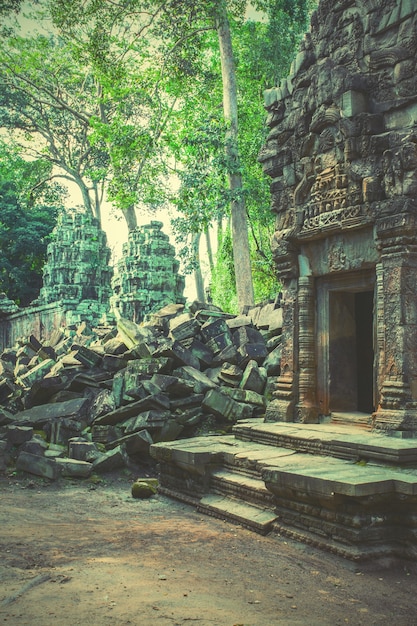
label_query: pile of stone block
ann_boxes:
[0,299,282,480]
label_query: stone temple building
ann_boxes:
[151,0,417,561]
[259,0,417,433]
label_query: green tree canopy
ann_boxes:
[0,141,62,305]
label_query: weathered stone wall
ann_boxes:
[111,221,185,324]
[259,0,417,430]
[0,302,67,353]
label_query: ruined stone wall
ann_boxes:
[0,302,67,353]
[259,0,417,428]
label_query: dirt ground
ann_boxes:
[0,471,416,626]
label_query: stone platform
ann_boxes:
[150,419,417,561]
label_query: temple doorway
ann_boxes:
[317,272,375,418]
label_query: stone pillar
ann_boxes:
[373,214,417,431]
[265,237,299,422]
[297,276,320,423]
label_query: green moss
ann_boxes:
[131,479,158,499]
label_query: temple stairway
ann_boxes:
[150,419,417,561]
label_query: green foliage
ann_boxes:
[0,0,314,304]
[49,0,199,214]
[0,0,24,17]
[0,24,109,219]
[158,0,311,302]
[210,221,280,313]
[0,141,60,305]
[0,183,58,305]
[210,228,238,313]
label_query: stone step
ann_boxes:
[232,420,417,465]
[151,434,296,475]
[331,411,372,428]
[210,469,275,508]
[153,429,417,559]
[261,455,417,560]
[263,454,417,499]
[197,494,277,535]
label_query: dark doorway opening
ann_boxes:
[355,291,374,413]
[328,289,374,414]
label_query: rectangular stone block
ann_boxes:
[200,318,231,341]
[5,425,33,445]
[13,398,89,427]
[107,429,153,455]
[55,458,93,478]
[17,358,55,387]
[123,409,170,432]
[170,394,205,410]
[154,341,200,370]
[206,333,234,355]
[169,316,201,341]
[72,345,102,367]
[203,389,251,422]
[92,445,128,472]
[173,366,218,394]
[186,339,214,367]
[226,315,252,329]
[94,395,170,426]
[16,451,61,480]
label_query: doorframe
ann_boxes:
[316,270,376,416]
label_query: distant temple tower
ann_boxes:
[259,0,417,432]
[37,208,113,325]
[111,221,185,323]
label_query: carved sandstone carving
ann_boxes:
[260,0,417,430]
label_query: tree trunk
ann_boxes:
[75,174,97,222]
[123,204,138,231]
[215,1,254,310]
[205,227,214,272]
[92,182,101,225]
[192,232,205,302]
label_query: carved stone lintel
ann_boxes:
[271,236,299,281]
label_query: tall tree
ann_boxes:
[0,140,62,305]
[0,26,108,223]
[1,0,314,306]
[49,0,188,231]
[1,1,181,230]
[161,0,313,309]
[215,0,254,308]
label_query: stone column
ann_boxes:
[265,238,299,422]
[374,214,417,431]
[297,275,320,423]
